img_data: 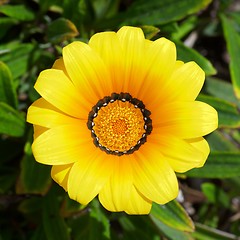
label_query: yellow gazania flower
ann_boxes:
[27,26,218,214]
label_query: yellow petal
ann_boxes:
[52,58,70,79]
[51,164,73,191]
[116,26,149,96]
[98,156,133,212]
[34,69,90,119]
[32,124,99,165]
[27,98,81,128]
[29,97,61,111]
[89,31,123,93]
[186,137,210,168]
[33,125,48,139]
[62,41,112,103]
[117,26,145,45]
[149,134,209,173]
[125,186,152,215]
[175,60,184,68]
[152,101,218,139]
[137,37,177,103]
[132,143,179,204]
[164,61,205,102]
[52,58,64,69]
[67,153,115,205]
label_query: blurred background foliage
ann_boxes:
[0,0,240,239]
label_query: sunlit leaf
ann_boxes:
[141,25,160,39]
[205,77,240,107]
[186,152,240,178]
[221,14,240,99]
[150,214,193,240]
[171,16,198,40]
[150,201,194,232]
[124,0,212,25]
[0,42,35,79]
[0,4,35,21]
[0,61,17,108]
[99,0,212,28]
[0,102,25,137]
[47,18,79,43]
[191,223,239,240]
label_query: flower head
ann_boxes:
[27,26,218,214]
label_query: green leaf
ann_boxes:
[205,77,240,107]
[68,202,111,240]
[124,0,212,25]
[60,195,85,217]
[191,223,239,240]
[0,228,13,240]
[38,0,63,12]
[43,188,70,240]
[89,199,110,239]
[186,152,240,178]
[47,18,79,43]
[0,4,35,21]
[221,14,240,99]
[150,214,193,240]
[68,199,110,240]
[91,0,116,19]
[0,170,17,193]
[232,129,240,145]
[206,131,239,152]
[0,137,23,163]
[100,0,212,28]
[31,224,48,240]
[0,102,25,137]
[175,41,217,76]
[150,201,194,232]
[197,94,240,128]
[19,197,43,216]
[0,17,18,40]
[17,131,51,194]
[119,215,160,240]
[0,61,17,108]
[0,42,35,79]
[201,182,230,208]
[141,25,160,39]
[62,0,92,27]
[171,16,198,40]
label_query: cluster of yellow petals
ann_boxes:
[27,26,218,214]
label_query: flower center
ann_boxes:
[87,93,152,156]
